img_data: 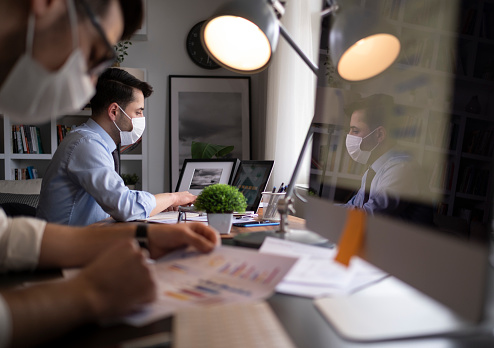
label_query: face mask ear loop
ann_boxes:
[113,120,122,133]
[117,104,132,121]
[66,0,79,49]
[26,14,35,56]
[112,105,124,132]
[117,104,134,132]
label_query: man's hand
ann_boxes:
[76,240,157,319]
[147,223,218,259]
[171,191,196,206]
[152,191,196,215]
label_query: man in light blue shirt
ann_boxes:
[37,68,195,226]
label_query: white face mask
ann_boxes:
[0,0,95,124]
[114,105,146,146]
[346,128,380,164]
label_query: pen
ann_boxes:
[266,187,277,217]
[277,183,284,193]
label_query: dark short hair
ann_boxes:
[90,68,153,115]
[78,0,143,40]
[344,94,395,130]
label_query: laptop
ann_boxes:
[231,160,274,213]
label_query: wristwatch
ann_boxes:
[135,224,149,250]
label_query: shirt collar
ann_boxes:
[370,149,394,173]
[86,118,117,153]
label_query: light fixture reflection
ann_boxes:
[338,33,401,81]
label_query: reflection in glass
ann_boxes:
[310,0,494,243]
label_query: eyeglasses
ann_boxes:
[78,0,118,76]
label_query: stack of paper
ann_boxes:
[259,237,388,298]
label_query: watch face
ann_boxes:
[186,21,221,70]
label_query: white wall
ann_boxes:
[122,0,268,193]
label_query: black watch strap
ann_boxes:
[135,224,149,250]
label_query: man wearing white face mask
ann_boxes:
[343,94,432,224]
[0,2,219,347]
[38,68,197,226]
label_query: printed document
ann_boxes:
[259,237,387,298]
[124,245,297,326]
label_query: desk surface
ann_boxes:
[4,216,494,348]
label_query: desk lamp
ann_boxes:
[201,0,401,246]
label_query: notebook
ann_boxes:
[173,301,296,348]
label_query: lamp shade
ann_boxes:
[201,0,279,74]
[330,7,401,81]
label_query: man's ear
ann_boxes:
[107,103,119,122]
[31,0,64,17]
[376,126,387,142]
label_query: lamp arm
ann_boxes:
[278,23,319,75]
[275,121,315,234]
[284,122,316,200]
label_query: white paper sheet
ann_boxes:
[124,245,297,326]
[139,211,210,224]
[259,237,388,298]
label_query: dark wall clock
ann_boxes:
[186,21,221,70]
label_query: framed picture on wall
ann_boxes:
[169,76,251,190]
[175,159,240,195]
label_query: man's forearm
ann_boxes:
[2,277,95,347]
[38,223,136,269]
[150,193,177,216]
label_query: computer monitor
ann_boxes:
[306,0,492,340]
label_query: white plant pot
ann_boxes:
[207,213,233,235]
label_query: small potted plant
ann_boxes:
[113,40,132,67]
[194,184,247,235]
[122,173,139,190]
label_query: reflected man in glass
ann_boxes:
[344,94,433,225]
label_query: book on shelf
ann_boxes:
[460,7,476,35]
[20,126,28,153]
[436,202,448,215]
[11,125,44,154]
[458,166,489,196]
[427,119,453,149]
[12,166,38,180]
[429,160,454,191]
[480,9,494,40]
[463,128,494,157]
[57,124,76,145]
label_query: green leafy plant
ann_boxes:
[122,173,139,186]
[194,184,247,213]
[323,48,341,87]
[191,141,234,159]
[114,40,132,65]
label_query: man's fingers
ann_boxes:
[182,223,218,252]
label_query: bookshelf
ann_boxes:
[0,68,148,191]
[311,0,494,230]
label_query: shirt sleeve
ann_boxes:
[0,295,12,348]
[0,210,46,272]
[66,137,156,221]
